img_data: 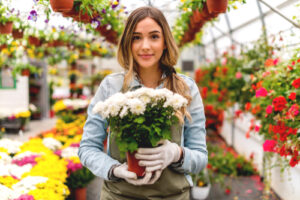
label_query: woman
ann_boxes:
[78,6,207,199]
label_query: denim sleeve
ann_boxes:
[173,78,208,174]
[78,77,120,180]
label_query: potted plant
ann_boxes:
[0,4,16,34]
[12,63,38,77]
[206,0,229,14]
[50,0,74,12]
[93,87,188,177]
[191,169,211,200]
[12,18,28,39]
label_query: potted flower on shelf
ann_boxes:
[93,87,188,177]
[0,4,16,34]
[12,63,38,77]
[191,169,211,200]
[12,18,29,39]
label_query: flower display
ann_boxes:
[93,87,188,157]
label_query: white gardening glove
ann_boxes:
[113,163,155,185]
[135,140,182,173]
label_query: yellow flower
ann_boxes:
[0,176,19,188]
[0,147,8,153]
[15,111,31,118]
[85,43,90,48]
[53,100,67,113]
[183,7,188,12]
[113,0,119,5]
[180,0,185,2]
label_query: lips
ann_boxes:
[139,54,153,59]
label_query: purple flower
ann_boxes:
[91,19,100,29]
[28,10,37,22]
[59,26,64,30]
[44,19,49,23]
[102,9,106,14]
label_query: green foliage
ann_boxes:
[66,167,95,189]
[12,63,40,77]
[110,100,178,158]
[0,4,17,25]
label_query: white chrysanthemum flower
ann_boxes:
[13,151,41,160]
[42,138,62,151]
[164,93,188,109]
[0,152,12,165]
[61,147,78,158]
[110,92,127,107]
[127,98,146,115]
[107,103,121,117]
[9,164,33,179]
[125,91,135,99]
[0,139,22,154]
[0,184,19,200]
[153,88,173,101]
[119,106,129,118]
[12,176,48,194]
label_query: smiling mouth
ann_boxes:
[139,54,153,59]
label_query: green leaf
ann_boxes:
[134,117,145,124]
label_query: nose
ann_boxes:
[141,38,150,50]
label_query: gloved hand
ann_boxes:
[135,140,182,172]
[113,163,158,185]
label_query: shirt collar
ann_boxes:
[129,71,166,91]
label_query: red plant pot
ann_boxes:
[206,0,228,14]
[12,29,24,39]
[199,4,213,21]
[126,151,145,177]
[50,0,74,12]
[21,69,30,76]
[74,187,86,200]
[28,36,41,46]
[0,22,13,34]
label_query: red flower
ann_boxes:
[245,102,252,111]
[292,78,300,89]
[272,96,287,111]
[288,92,296,100]
[263,140,277,152]
[201,87,208,99]
[289,156,299,167]
[225,188,231,195]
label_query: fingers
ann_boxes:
[135,152,162,160]
[137,146,163,154]
[148,170,162,185]
[139,159,163,167]
[145,164,163,172]
[125,172,152,185]
[123,171,138,180]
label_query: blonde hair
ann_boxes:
[117,6,192,123]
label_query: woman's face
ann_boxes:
[131,17,165,71]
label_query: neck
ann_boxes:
[138,67,162,88]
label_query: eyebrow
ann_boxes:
[133,30,161,34]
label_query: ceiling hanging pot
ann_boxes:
[50,0,74,12]
[12,29,24,39]
[206,0,228,14]
[0,21,13,34]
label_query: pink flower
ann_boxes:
[289,104,299,117]
[263,140,277,152]
[235,72,242,79]
[13,194,34,200]
[262,71,271,78]
[266,105,273,114]
[70,143,80,148]
[254,125,260,132]
[67,160,83,173]
[255,88,268,98]
[12,155,39,167]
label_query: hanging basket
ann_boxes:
[206,0,228,14]
[199,4,213,21]
[21,69,30,76]
[28,36,41,46]
[126,151,146,177]
[12,29,24,39]
[0,21,13,34]
[50,0,74,12]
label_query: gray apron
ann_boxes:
[100,124,191,200]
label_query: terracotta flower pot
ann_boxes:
[206,0,228,14]
[50,0,74,12]
[74,187,86,200]
[199,4,213,21]
[126,151,145,177]
[0,21,13,34]
[62,7,79,18]
[28,36,41,46]
[21,69,30,76]
[12,29,24,39]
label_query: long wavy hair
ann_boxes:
[117,6,192,123]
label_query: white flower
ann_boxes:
[9,164,33,179]
[0,139,22,154]
[127,98,146,115]
[119,106,129,118]
[61,147,78,158]
[0,152,12,165]
[0,184,19,200]
[164,93,188,109]
[12,176,48,194]
[53,32,59,40]
[14,22,20,29]
[153,88,173,101]
[42,138,62,151]
[107,103,121,117]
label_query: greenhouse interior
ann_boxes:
[0,0,299,199]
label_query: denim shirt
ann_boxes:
[78,72,208,186]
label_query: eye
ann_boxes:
[151,34,159,39]
[132,35,140,40]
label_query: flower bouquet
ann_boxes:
[93,87,188,176]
